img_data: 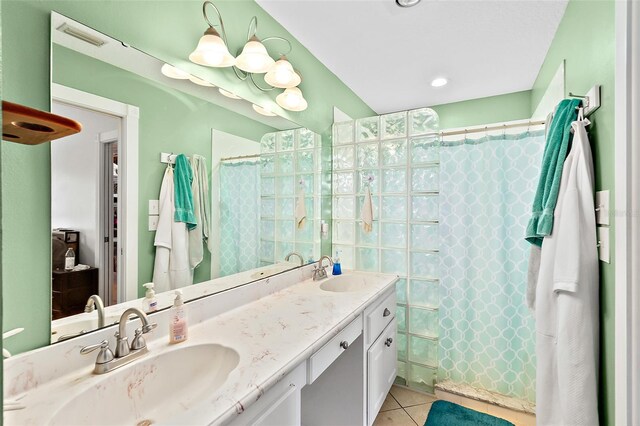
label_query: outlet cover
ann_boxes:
[148,199,159,215]
[598,227,610,263]
[148,215,159,231]
[595,190,610,225]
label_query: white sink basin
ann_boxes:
[320,274,370,292]
[49,344,239,425]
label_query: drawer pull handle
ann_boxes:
[385,337,393,347]
[340,340,349,350]
[383,308,391,317]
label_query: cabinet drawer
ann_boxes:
[308,314,362,384]
[366,290,396,347]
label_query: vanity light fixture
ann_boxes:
[431,77,448,87]
[218,88,242,99]
[236,36,275,74]
[189,24,235,67]
[276,87,308,112]
[161,64,191,79]
[252,104,277,117]
[264,56,301,88]
[189,1,308,112]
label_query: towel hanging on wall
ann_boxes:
[361,185,374,233]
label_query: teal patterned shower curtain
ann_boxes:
[219,161,261,276]
[438,130,545,402]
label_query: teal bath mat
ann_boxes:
[425,400,514,426]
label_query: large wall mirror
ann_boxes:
[46,12,328,343]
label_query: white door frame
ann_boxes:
[52,83,140,303]
[615,1,640,424]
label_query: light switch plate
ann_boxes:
[598,227,610,263]
[148,215,159,231]
[595,190,610,225]
[148,199,159,215]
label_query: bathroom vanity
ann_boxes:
[4,268,398,425]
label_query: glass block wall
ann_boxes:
[260,128,322,266]
[332,108,441,392]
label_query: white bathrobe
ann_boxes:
[152,167,192,293]
[535,119,599,425]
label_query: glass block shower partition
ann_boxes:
[332,108,441,392]
[260,128,322,266]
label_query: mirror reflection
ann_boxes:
[48,13,324,343]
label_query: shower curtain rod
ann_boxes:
[439,119,546,137]
[220,153,260,161]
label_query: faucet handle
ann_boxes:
[80,340,114,364]
[130,329,146,351]
[141,323,157,334]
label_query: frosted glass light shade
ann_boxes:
[235,36,275,73]
[252,104,277,117]
[189,28,235,67]
[264,56,301,88]
[276,87,308,112]
[189,75,216,87]
[161,64,190,79]
[218,88,241,99]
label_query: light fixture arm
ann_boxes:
[202,0,229,45]
[261,36,293,56]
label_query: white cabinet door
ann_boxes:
[367,318,397,425]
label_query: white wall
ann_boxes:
[51,101,120,267]
[210,130,261,278]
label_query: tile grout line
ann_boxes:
[389,391,420,426]
[401,405,419,426]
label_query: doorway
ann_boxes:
[51,101,121,310]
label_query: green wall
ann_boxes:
[531,0,615,424]
[1,0,374,355]
[430,90,532,129]
[53,43,277,292]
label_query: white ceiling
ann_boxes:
[257,0,569,114]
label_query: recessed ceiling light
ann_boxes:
[218,88,241,99]
[396,0,421,8]
[431,77,448,87]
[252,104,277,117]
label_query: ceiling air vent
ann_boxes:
[56,23,106,47]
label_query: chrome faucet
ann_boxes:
[313,255,334,281]
[285,252,304,266]
[80,307,157,374]
[84,295,105,328]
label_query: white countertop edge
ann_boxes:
[208,274,398,425]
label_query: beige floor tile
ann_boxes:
[390,385,437,408]
[381,393,401,411]
[404,403,433,425]
[373,408,418,426]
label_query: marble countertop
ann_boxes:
[5,271,397,425]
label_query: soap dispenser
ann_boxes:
[142,283,158,313]
[169,290,188,344]
[332,250,342,275]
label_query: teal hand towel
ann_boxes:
[173,154,197,230]
[525,98,581,246]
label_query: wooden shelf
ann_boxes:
[2,101,82,145]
